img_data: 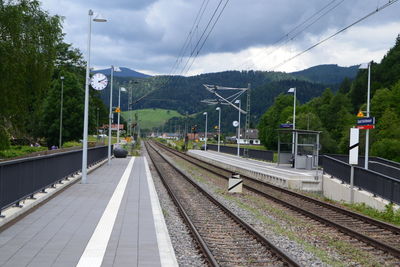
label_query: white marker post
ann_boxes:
[349,128,359,204]
[228,173,242,193]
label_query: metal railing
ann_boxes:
[206,144,274,162]
[322,155,400,205]
[322,154,400,181]
[0,146,108,215]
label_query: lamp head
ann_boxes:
[60,76,64,80]
[203,112,207,115]
[216,107,220,111]
[120,87,127,92]
[234,100,240,104]
[93,13,107,22]
[288,87,296,93]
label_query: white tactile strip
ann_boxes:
[77,157,135,267]
[144,157,179,267]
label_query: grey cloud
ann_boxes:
[41,0,400,74]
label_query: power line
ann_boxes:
[237,0,345,70]
[271,0,399,70]
[183,0,230,76]
[170,0,210,76]
[178,0,226,76]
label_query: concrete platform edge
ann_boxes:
[0,158,109,229]
[144,157,179,267]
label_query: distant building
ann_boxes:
[228,129,261,145]
[197,132,214,142]
[161,133,180,140]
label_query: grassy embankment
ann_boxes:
[121,108,184,130]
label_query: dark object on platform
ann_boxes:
[114,147,128,158]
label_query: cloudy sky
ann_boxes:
[40,0,400,76]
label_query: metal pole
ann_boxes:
[204,112,208,150]
[294,131,298,169]
[237,101,241,157]
[82,10,93,184]
[117,87,121,144]
[315,133,320,180]
[217,107,221,153]
[96,108,99,135]
[59,76,64,148]
[292,88,296,154]
[350,165,354,203]
[365,62,371,169]
[108,66,113,165]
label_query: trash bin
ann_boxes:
[114,147,128,158]
[306,155,313,170]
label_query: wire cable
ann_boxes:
[271,0,399,70]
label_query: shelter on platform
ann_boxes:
[277,129,321,171]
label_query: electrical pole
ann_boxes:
[244,83,251,157]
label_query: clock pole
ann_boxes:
[81,10,93,184]
[81,10,107,184]
[108,66,114,165]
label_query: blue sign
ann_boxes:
[357,117,375,126]
[280,123,293,128]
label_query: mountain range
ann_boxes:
[95,67,151,78]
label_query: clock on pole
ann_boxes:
[90,73,108,90]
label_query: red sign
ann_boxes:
[356,125,375,130]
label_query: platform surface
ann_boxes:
[189,149,318,180]
[0,157,177,267]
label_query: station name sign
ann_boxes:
[356,117,375,130]
[280,123,293,128]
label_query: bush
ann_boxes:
[0,128,10,150]
[63,141,82,148]
[371,139,400,162]
[0,146,47,159]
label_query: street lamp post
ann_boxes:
[81,10,107,184]
[203,112,208,150]
[108,66,121,165]
[359,62,372,169]
[288,87,296,155]
[235,100,241,157]
[96,107,99,141]
[117,87,126,144]
[59,76,64,149]
[216,107,221,153]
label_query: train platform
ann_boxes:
[0,157,178,267]
[188,149,322,191]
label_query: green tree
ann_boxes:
[0,0,62,144]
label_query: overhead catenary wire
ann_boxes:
[182,0,230,76]
[271,0,399,70]
[236,0,346,71]
[169,0,210,76]
[178,0,227,76]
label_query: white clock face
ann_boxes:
[90,73,108,90]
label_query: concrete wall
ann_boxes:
[322,174,399,211]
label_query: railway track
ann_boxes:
[145,141,300,267]
[152,140,400,260]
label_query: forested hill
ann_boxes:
[258,35,400,161]
[291,64,359,85]
[101,64,358,119]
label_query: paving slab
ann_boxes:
[0,157,177,267]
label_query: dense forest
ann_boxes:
[0,0,107,149]
[258,35,400,161]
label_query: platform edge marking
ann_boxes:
[144,157,179,267]
[77,157,135,267]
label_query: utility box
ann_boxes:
[228,173,242,193]
[306,155,313,170]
